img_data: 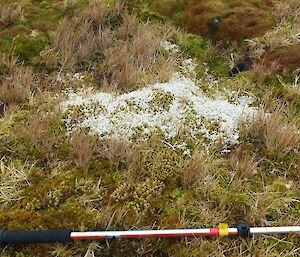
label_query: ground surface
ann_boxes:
[0,0,299,256]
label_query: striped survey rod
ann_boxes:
[0,222,299,245]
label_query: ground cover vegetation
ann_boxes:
[0,0,299,256]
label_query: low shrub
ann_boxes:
[13,33,48,62]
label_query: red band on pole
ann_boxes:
[209,228,219,236]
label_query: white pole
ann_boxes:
[70,226,300,240]
[250,226,300,235]
[71,228,238,239]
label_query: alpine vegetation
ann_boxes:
[1,0,300,256]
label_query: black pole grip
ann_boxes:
[237,221,251,237]
[0,227,72,245]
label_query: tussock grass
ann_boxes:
[70,129,97,172]
[228,147,259,180]
[50,1,123,70]
[246,0,300,76]
[0,65,33,105]
[0,50,18,75]
[51,19,96,69]
[100,138,133,171]
[0,4,23,26]
[240,110,300,155]
[0,51,35,107]
[182,151,208,188]
[251,59,279,84]
[48,2,176,91]
[274,0,300,23]
[103,25,176,91]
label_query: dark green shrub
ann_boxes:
[180,34,206,57]
[13,33,48,62]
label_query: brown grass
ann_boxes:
[251,58,279,83]
[102,26,176,91]
[0,65,33,105]
[32,47,60,70]
[116,11,139,40]
[51,19,96,69]
[71,130,97,172]
[95,27,115,51]
[240,110,300,155]
[101,138,133,171]
[24,116,46,145]
[262,44,300,74]
[229,148,259,179]
[0,4,23,26]
[81,0,123,28]
[264,112,300,154]
[50,3,176,90]
[182,151,208,188]
[0,51,23,111]
[49,2,128,71]
[131,27,162,63]
[104,43,142,90]
[0,50,18,75]
[246,0,300,74]
[274,0,300,22]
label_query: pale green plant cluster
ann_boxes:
[112,178,164,214]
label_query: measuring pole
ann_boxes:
[0,222,299,245]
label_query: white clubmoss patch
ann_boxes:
[61,72,257,145]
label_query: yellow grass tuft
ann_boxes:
[0,159,31,206]
[274,0,300,23]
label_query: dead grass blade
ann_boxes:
[71,130,97,172]
[182,152,208,188]
[0,159,31,206]
[0,4,23,26]
[240,110,300,155]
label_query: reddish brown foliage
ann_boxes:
[262,44,300,74]
[181,0,275,42]
[264,0,274,7]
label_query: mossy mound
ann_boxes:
[154,0,275,42]
[0,0,84,63]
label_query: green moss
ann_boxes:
[10,110,30,126]
[152,0,187,23]
[265,74,295,86]
[169,187,185,200]
[149,90,174,112]
[13,33,48,62]
[139,7,165,21]
[0,33,14,53]
[180,34,206,57]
